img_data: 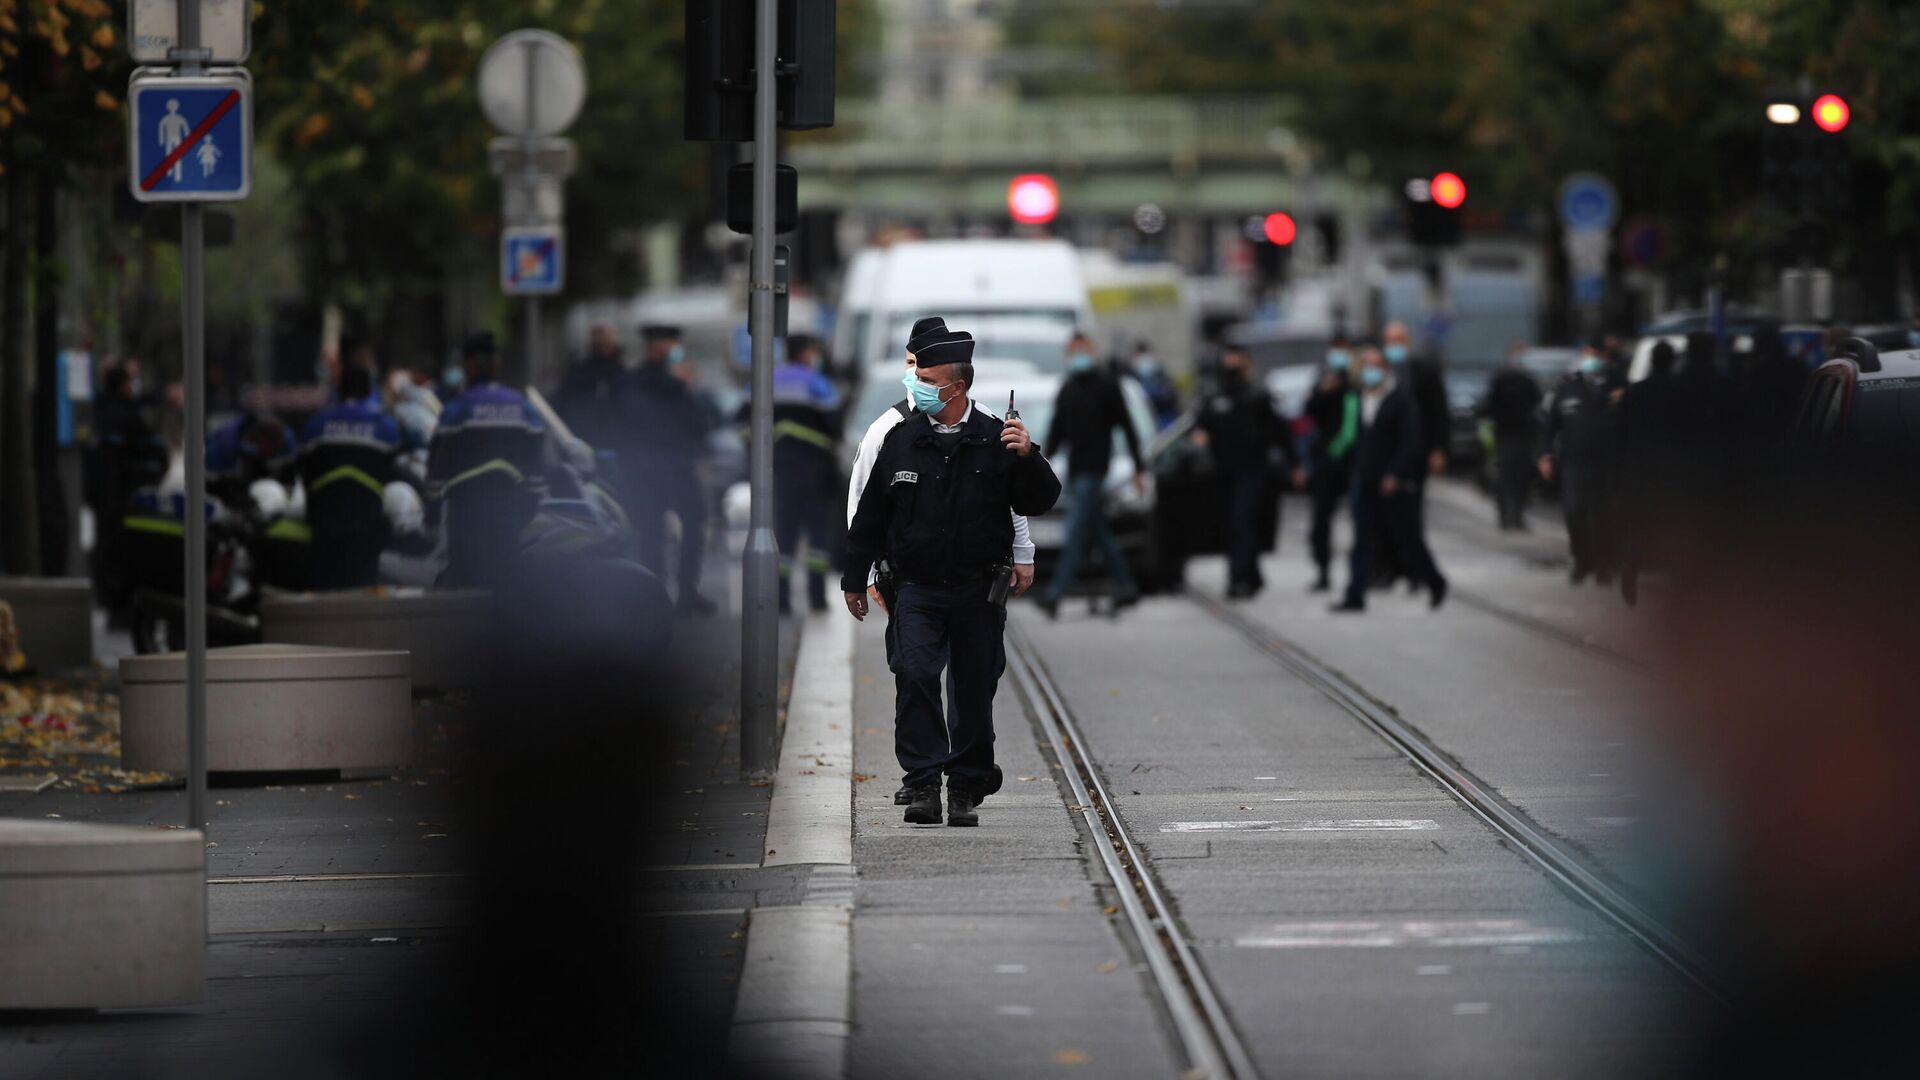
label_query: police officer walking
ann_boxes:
[1540,345,1618,585]
[551,323,627,457]
[301,364,402,589]
[1486,347,1544,531]
[1192,343,1292,599]
[427,332,548,588]
[624,325,717,615]
[842,322,1061,827]
[1301,340,1357,593]
[1037,331,1146,617]
[1333,346,1447,612]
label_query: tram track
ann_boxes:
[1184,588,1725,1007]
[1006,623,1260,1080]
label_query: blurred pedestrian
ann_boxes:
[428,332,548,588]
[753,334,843,614]
[302,364,401,589]
[1037,331,1147,617]
[552,323,627,457]
[1127,339,1181,430]
[623,324,717,615]
[1332,346,1447,612]
[87,360,169,618]
[1615,340,1688,605]
[842,323,1061,827]
[1541,344,1619,585]
[1192,343,1293,599]
[1486,346,1545,531]
[848,317,1034,805]
[1379,321,1449,589]
[1300,339,1357,592]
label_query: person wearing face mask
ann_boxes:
[1300,337,1358,592]
[1540,344,1620,585]
[1037,332,1148,616]
[622,324,718,615]
[848,317,1035,806]
[1128,339,1181,430]
[1332,346,1447,612]
[1377,321,1449,586]
[842,322,1061,827]
[1192,343,1295,599]
[1486,343,1545,531]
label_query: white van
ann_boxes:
[836,239,1094,372]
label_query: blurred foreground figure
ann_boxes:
[1541,344,1620,584]
[428,332,547,588]
[1485,346,1543,531]
[1652,444,1920,1077]
[1301,339,1356,592]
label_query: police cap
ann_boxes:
[913,329,975,369]
[906,317,949,355]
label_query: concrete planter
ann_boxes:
[260,589,490,692]
[0,576,94,671]
[0,819,204,1008]
[119,643,412,773]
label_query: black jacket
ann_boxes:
[1045,370,1143,482]
[552,353,626,454]
[1545,375,1615,465]
[841,405,1061,592]
[1486,368,1543,438]
[1407,358,1449,461]
[623,362,714,458]
[1303,371,1355,466]
[1197,370,1293,472]
[1351,385,1425,492]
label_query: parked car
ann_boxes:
[1793,338,1920,458]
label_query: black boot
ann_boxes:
[904,782,942,825]
[946,788,980,827]
[894,781,913,806]
[980,765,1004,803]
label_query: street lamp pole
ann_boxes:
[177,0,209,836]
[740,0,780,778]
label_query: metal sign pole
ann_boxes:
[520,36,540,385]
[177,0,209,836]
[739,0,779,778]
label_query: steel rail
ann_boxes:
[1187,591,1726,1006]
[1007,624,1261,1080]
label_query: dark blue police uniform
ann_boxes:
[300,398,401,589]
[428,382,547,587]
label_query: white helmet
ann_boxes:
[248,478,291,518]
[384,482,426,534]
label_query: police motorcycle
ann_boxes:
[125,479,311,654]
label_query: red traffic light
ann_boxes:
[1007,174,1060,225]
[1262,212,1297,246]
[1430,172,1467,210]
[1811,93,1850,134]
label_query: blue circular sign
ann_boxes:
[1557,172,1618,231]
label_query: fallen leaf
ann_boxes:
[1102,906,1117,916]
[1097,960,1118,974]
[1054,1049,1091,1065]
[853,773,875,782]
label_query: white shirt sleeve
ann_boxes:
[848,407,906,587]
[1011,513,1034,565]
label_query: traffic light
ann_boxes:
[1262,212,1297,246]
[685,0,835,141]
[1405,173,1463,247]
[1249,213,1293,284]
[1007,174,1059,225]
[1760,90,1851,218]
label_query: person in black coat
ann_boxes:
[1380,321,1449,586]
[1300,342,1357,592]
[551,323,627,457]
[622,324,718,614]
[1541,345,1620,585]
[1194,344,1294,599]
[1332,346,1447,612]
[1038,331,1146,615]
[1486,348,1545,530]
[842,326,1061,828]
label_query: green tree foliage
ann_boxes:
[0,0,125,180]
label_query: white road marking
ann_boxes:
[1234,920,1582,949]
[994,963,1029,974]
[1253,776,1277,780]
[1417,965,1452,976]
[1161,819,1439,833]
[996,1005,1036,1017]
[1587,817,1638,829]
[1452,1002,1492,1016]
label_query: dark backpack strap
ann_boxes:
[891,398,912,419]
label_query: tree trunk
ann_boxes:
[1,171,37,575]
[34,177,68,575]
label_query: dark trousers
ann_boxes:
[1495,435,1534,528]
[1224,467,1272,590]
[1046,473,1136,600]
[891,579,1005,793]
[311,511,387,590]
[1308,460,1350,578]
[1345,482,1443,605]
[774,469,836,610]
[1560,463,1614,576]
[629,456,706,598]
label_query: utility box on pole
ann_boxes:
[684,0,835,141]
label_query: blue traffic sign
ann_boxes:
[502,227,564,295]
[128,73,252,203]
[1557,172,1618,232]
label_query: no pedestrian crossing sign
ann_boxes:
[128,73,252,203]
[502,227,564,295]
